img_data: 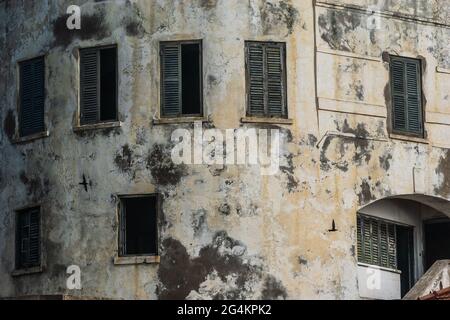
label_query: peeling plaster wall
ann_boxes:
[0,0,449,300]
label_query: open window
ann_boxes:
[79,45,118,125]
[118,195,158,257]
[357,197,450,300]
[357,214,415,297]
[16,207,41,270]
[160,40,203,117]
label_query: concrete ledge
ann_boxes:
[436,67,450,74]
[241,117,293,125]
[73,121,122,132]
[153,116,209,125]
[114,256,160,265]
[318,97,386,118]
[12,131,50,144]
[11,266,44,277]
[389,133,429,144]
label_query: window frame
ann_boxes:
[117,194,160,258]
[78,44,119,127]
[389,55,425,138]
[18,55,47,139]
[14,205,42,272]
[159,39,204,118]
[245,41,288,119]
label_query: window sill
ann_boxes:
[389,133,428,144]
[73,121,122,132]
[357,262,402,274]
[241,117,293,125]
[113,256,160,265]
[11,266,44,277]
[12,131,50,144]
[153,116,209,125]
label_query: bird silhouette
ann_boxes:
[328,219,338,232]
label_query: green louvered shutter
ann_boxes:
[80,48,100,125]
[247,43,265,116]
[405,60,422,134]
[357,215,398,269]
[20,57,45,137]
[28,208,41,267]
[390,56,423,135]
[266,44,285,117]
[357,215,363,262]
[370,219,380,265]
[362,216,372,264]
[161,43,181,117]
[380,222,389,268]
[387,223,397,269]
[17,207,40,269]
[246,42,287,118]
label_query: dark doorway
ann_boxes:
[425,220,450,270]
[396,225,415,297]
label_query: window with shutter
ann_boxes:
[16,207,41,269]
[19,57,45,137]
[390,56,423,136]
[119,195,158,257]
[246,42,287,118]
[356,214,398,270]
[160,41,202,117]
[80,46,117,125]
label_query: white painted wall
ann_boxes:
[357,264,401,300]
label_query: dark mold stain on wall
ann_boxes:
[260,1,299,36]
[19,171,50,200]
[53,9,110,47]
[158,232,256,300]
[318,10,361,52]
[320,121,373,172]
[3,109,15,141]
[114,144,134,174]
[261,275,288,300]
[434,150,450,197]
[358,179,375,205]
[199,0,218,10]
[123,2,147,38]
[280,153,299,193]
[379,153,393,171]
[146,144,188,186]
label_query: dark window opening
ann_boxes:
[245,41,287,118]
[19,57,45,137]
[160,41,202,117]
[100,48,117,122]
[119,196,158,256]
[425,220,450,270]
[16,207,41,270]
[182,44,201,115]
[389,56,423,136]
[396,225,415,297]
[80,46,117,125]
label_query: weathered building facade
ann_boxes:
[0,0,449,300]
